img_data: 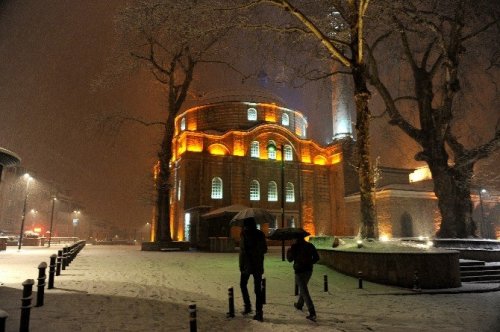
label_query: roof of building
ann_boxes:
[198,88,285,105]
[0,147,21,167]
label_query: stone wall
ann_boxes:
[345,190,440,238]
[319,249,461,289]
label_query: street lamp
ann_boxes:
[18,173,33,250]
[478,189,487,238]
[47,196,57,247]
[267,142,286,261]
[72,210,80,238]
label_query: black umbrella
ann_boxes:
[267,227,310,240]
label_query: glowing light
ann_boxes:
[265,111,276,122]
[357,240,363,248]
[330,153,342,164]
[208,144,228,156]
[313,155,327,165]
[34,227,42,233]
[186,137,203,152]
[379,234,389,242]
[426,240,434,247]
[233,146,245,156]
[409,166,432,183]
[187,118,197,131]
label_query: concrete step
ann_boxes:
[461,274,500,282]
[459,260,485,267]
[461,269,500,277]
[460,265,500,272]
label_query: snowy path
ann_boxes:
[1,245,499,331]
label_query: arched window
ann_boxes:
[267,140,277,160]
[284,145,293,161]
[281,113,289,126]
[250,180,260,201]
[180,117,186,131]
[286,182,295,202]
[250,141,260,158]
[268,181,278,201]
[247,108,257,121]
[211,177,223,199]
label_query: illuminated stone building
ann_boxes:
[167,91,351,245]
[159,89,499,247]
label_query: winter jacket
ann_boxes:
[286,240,319,273]
[239,229,267,275]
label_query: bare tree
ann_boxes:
[366,0,500,238]
[113,0,236,243]
[234,0,378,238]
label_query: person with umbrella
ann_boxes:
[239,217,267,322]
[286,232,319,322]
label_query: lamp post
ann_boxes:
[47,196,57,247]
[478,189,487,238]
[18,173,33,250]
[72,210,80,238]
[267,143,286,261]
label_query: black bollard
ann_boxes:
[261,277,266,305]
[189,304,197,332]
[20,279,34,332]
[36,262,47,307]
[226,287,235,318]
[413,271,421,291]
[0,309,8,332]
[48,254,56,289]
[358,271,363,289]
[56,250,62,276]
[62,247,68,270]
[294,282,298,296]
[324,275,328,292]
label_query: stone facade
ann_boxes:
[166,100,348,243]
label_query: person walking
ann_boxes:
[239,217,267,322]
[287,234,320,322]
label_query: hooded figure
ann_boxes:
[238,217,267,321]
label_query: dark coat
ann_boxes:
[286,240,319,273]
[239,228,267,275]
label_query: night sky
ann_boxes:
[1,1,497,231]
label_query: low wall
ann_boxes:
[319,249,461,289]
[141,241,190,251]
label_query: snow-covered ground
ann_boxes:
[1,245,499,332]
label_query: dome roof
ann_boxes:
[199,88,285,106]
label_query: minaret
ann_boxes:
[331,65,354,140]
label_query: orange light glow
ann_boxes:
[186,137,203,152]
[34,227,42,233]
[187,118,197,131]
[265,112,276,122]
[208,144,229,155]
[233,137,245,156]
[301,151,311,163]
[233,146,245,156]
[313,155,327,165]
[330,153,342,165]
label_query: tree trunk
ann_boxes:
[155,116,175,242]
[352,66,377,239]
[432,163,476,238]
